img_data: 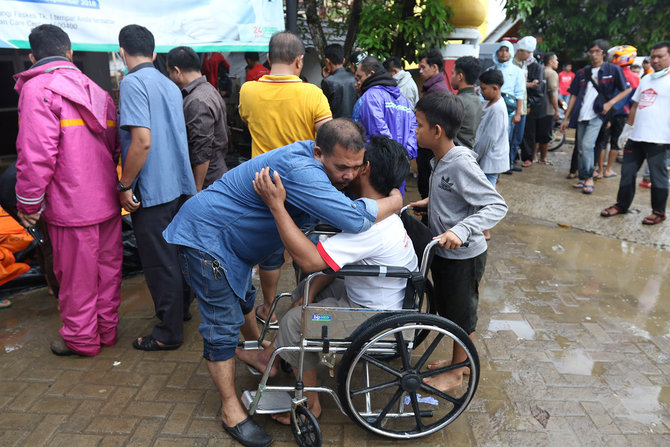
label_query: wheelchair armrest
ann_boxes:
[323,264,415,279]
[301,223,342,236]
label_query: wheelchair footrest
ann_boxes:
[242,389,292,414]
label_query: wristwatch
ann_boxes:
[117,180,132,192]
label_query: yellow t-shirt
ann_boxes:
[239,75,332,158]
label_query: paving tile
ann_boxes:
[126,418,164,447]
[86,415,138,434]
[48,433,103,447]
[19,414,65,446]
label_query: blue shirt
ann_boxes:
[119,64,196,207]
[163,140,379,300]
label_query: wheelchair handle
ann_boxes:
[323,264,415,278]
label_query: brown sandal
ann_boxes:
[642,211,666,225]
[601,205,625,217]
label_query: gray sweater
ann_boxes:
[428,146,508,260]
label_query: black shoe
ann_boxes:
[223,417,273,447]
[502,170,513,175]
[132,335,182,351]
[512,166,523,172]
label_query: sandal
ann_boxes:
[255,304,279,328]
[566,172,577,179]
[642,211,666,225]
[522,160,533,167]
[582,184,594,194]
[572,181,586,189]
[601,205,625,217]
[132,335,181,351]
[0,298,11,309]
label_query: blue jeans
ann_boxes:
[178,246,256,362]
[259,246,285,270]
[485,173,499,188]
[576,117,603,180]
[508,115,527,169]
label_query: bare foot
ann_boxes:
[271,400,322,425]
[423,369,464,393]
[426,359,471,376]
[235,347,278,377]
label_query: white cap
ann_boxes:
[517,36,537,52]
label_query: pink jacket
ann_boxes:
[14,59,120,227]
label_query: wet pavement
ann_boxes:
[1,143,669,446]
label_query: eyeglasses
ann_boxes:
[588,49,603,55]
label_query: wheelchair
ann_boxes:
[239,207,479,446]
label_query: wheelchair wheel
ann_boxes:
[291,405,322,447]
[337,313,478,439]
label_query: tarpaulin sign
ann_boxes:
[0,0,284,51]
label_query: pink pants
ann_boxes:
[49,215,122,356]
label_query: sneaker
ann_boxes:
[639,180,652,189]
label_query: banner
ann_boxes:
[0,0,284,52]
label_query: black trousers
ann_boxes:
[417,147,433,199]
[131,195,192,344]
[570,126,579,174]
[616,141,669,214]
[520,114,541,162]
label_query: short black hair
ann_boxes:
[348,49,366,68]
[454,56,481,85]
[383,56,403,71]
[631,64,641,70]
[316,118,366,156]
[358,56,385,75]
[479,69,504,87]
[166,46,201,72]
[542,52,556,65]
[415,91,463,141]
[268,31,304,64]
[119,24,154,57]
[324,44,344,66]
[589,39,609,54]
[244,51,260,62]
[365,135,410,196]
[29,24,70,61]
[419,48,443,72]
[651,41,670,53]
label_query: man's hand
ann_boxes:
[512,113,521,124]
[409,197,429,216]
[560,119,568,134]
[120,189,140,213]
[17,211,40,227]
[434,230,462,250]
[554,112,560,122]
[253,167,286,211]
[601,101,613,116]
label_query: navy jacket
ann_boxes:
[567,62,628,128]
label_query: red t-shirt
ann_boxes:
[558,71,575,95]
[621,66,639,90]
[246,63,270,82]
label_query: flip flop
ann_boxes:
[582,184,594,194]
[0,299,11,309]
[522,160,533,167]
[603,172,618,178]
[255,304,279,327]
[572,181,586,189]
[132,335,181,351]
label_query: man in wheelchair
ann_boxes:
[237,135,418,424]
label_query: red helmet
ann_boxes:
[610,45,637,66]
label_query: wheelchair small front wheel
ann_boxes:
[291,405,322,447]
[337,313,479,439]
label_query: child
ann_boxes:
[474,69,510,240]
[410,91,508,392]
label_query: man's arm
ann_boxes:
[15,85,60,227]
[602,87,632,115]
[119,126,151,212]
[560,94,578,132]
[253,168,327,273]
[192,161,210,192]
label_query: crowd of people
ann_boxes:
[8,20,669,447]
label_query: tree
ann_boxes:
[505,0,670,59]
[301,0,453,65]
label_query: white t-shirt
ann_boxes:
[316,214,418,310]
[630,72,670,144]
[578,67,600,122]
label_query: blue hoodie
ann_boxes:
[492,41,526,101]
